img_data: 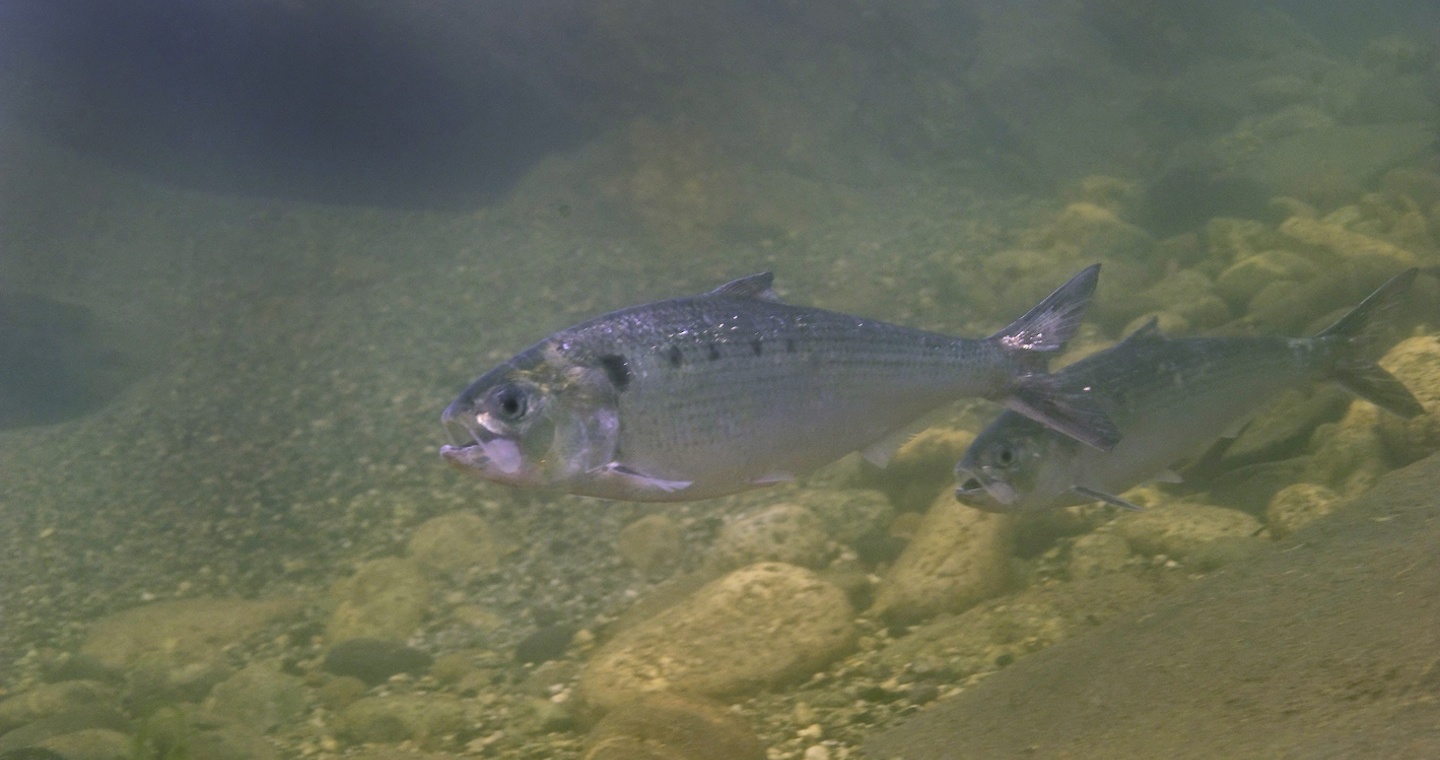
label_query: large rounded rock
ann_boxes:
[868,493,1014,625]
[616,514,684,575]
[334,694,468,748]
[1376,335,1440,464]
[326,557,431,643]
[1112,502,1263,559]
[79,597,303,672]
[406,511,511,578]
[1267,483,1343,539]
[583,692,765,760]
[203,662,308,734]
[578,563,854,713]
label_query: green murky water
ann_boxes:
[0,3,1437,759]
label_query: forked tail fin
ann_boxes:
[988,263,1100,361]
[990,264,1120,450]
[1317,268,1425,418]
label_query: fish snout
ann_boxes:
[953,467,1018,512]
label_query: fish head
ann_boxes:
[439,350,620,489]
[952,423,1052,513]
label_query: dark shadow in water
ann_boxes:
[0,292,129,429]
[0,0,589,209]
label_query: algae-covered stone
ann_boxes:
[578,562,855,712]
[794,488,895,548]
[860,427,975,513]
[203,662,308,734]
[327,557,431,643]
[583,692,765,760]
[1046,202,1155,261]
[1375,336,1440,464]
[1279,215,1418,270]
[1067,533,1131,579]
[1267,483,1343,539]
[1113,503,1262,559]
[706,503,831,572]
[79,597,303,672]
[335,694,468,748]
[1305,402,1389,496]
[616,514,683,575]
[0,681,118,734]
[34,728,132,760]
[406,511,510,578]
[1214,250,1317,308]
[869,492,1014,624]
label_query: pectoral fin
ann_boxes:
[593,463,692,494]
[1071,485,1143,511]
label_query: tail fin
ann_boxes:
[1317,268,1425,418]
[988,264,1100,359]
[990,264,1121,451]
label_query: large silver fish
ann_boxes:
[953,268,1424,513]
[440,267,1119,502]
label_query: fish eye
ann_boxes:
[994,444,1016,467]
[489,384,529,422]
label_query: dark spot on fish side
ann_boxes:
[786,338,797,353]
[707,343,721,361]
[597,353,631,391]
[751,338,763,356]
[666,345,684,368]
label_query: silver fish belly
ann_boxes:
[441,268,1118,502]
[955,268,1424,513]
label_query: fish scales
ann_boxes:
[441,268,1118,502]
[954,268,1423,513]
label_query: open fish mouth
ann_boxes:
[954,470,1017,506]
[440,404,524,475]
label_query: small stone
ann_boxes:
[326,557,431,643]
[334,694,467,748]
[869,492,1014,625]
[202,662,308,733]
[578,563,855,712]
[407,511,510,578]
[1267,483,1343,539]
[322,638,433,687]
[616,514,683,575]
[804,745,832,760]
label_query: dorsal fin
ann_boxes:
[704,272,782,302]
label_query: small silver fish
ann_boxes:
[440,267,1119,502]
[954,268,1425,513]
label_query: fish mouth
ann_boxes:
[440,402,524,475]
[953,469,1017,509]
